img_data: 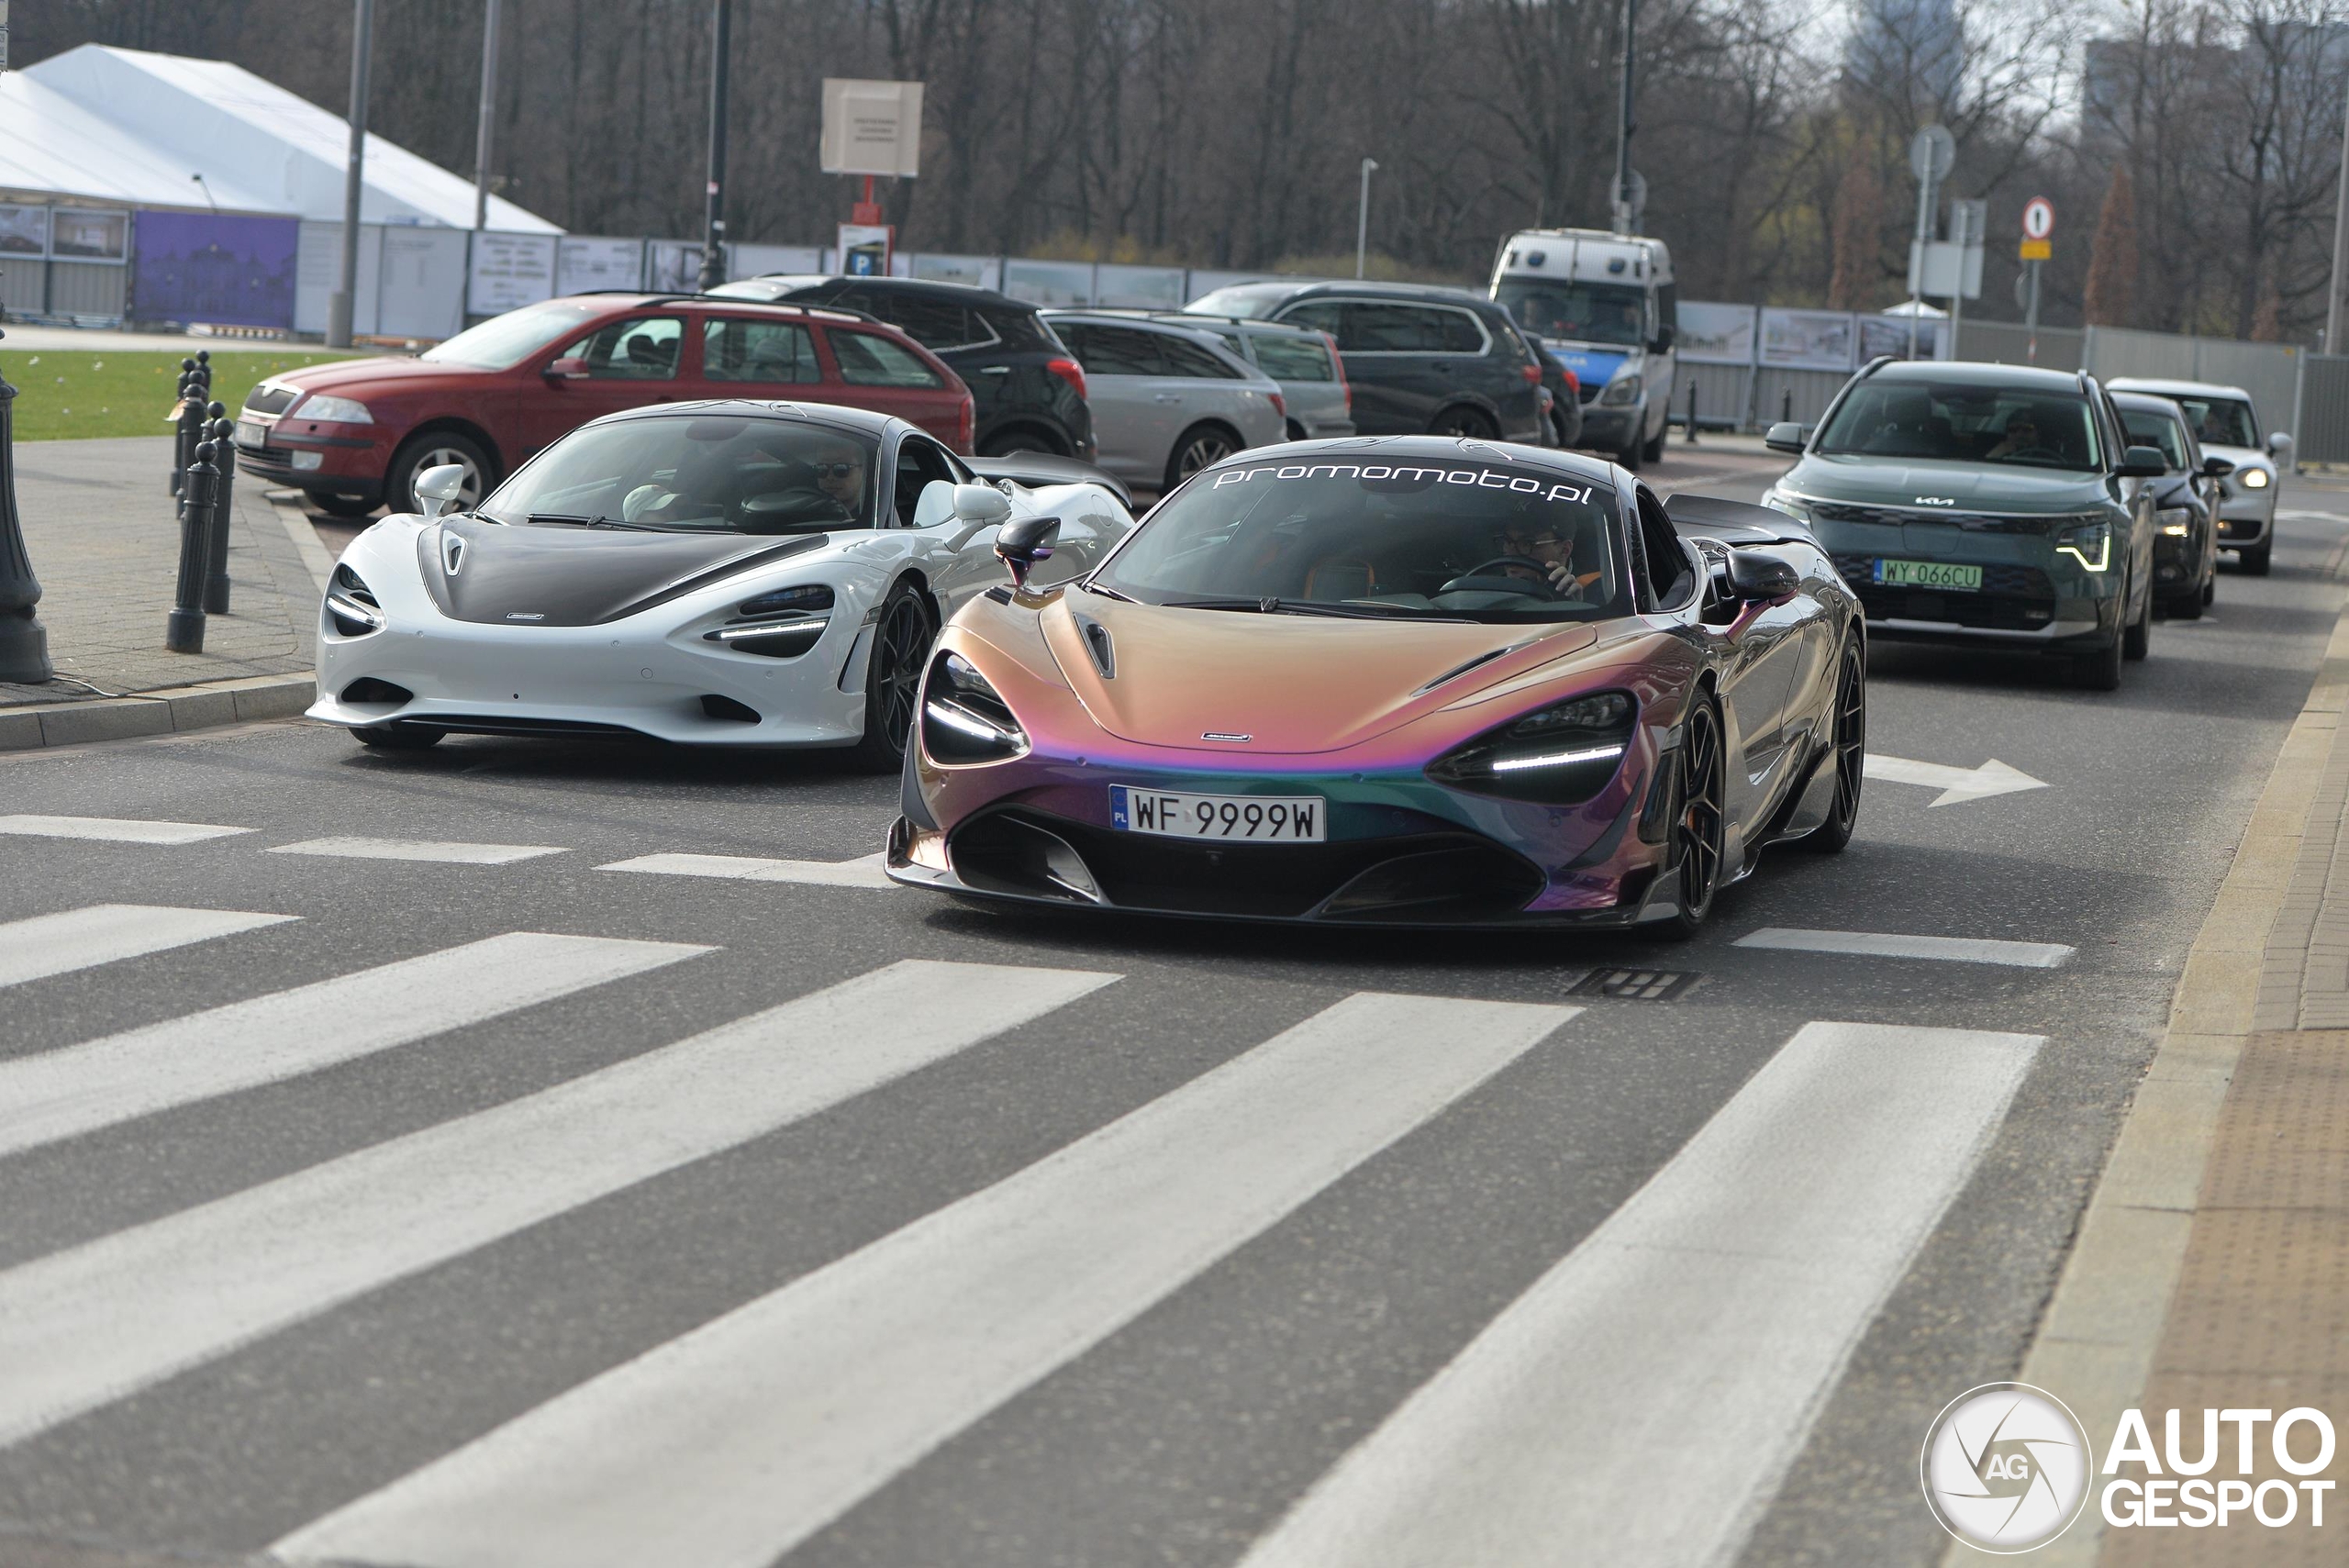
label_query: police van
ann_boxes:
[1490,229,1677,470]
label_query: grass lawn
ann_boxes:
[1,348,371,441]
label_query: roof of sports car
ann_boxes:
[586,399,912,437]
[1194,434,1618,486]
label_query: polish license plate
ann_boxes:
[235,418,268,449]
[1110,785,1325,842]
[1875,558,1982,591]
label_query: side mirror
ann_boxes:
[1650,324,1675,354]
[413,463,468,519]
[1726,547,1799,604]
[995,516,1060,588]
[2116,445,2167,479]
[952,483,1013,525]
[2201,454,2236,479]
[2269,431,2295,458]
[544,356,590,381]
[1764,421,1808,455]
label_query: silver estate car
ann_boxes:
[1042,311,1289,493]
[1139,312,1355,442]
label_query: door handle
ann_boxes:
[1153,393,1183,404]
[979,365,1011,375]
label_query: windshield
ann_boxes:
[479,416,880,534]
[2167,395,2259,449]
[1186,287,1281,319]
[1494,278,1646,346]
[2121,410,2187,470]
[1090,457,1627,623]
[1815,381,2105,472]
[421,301,603,369]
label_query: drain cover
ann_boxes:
[1569,968,1701,1001]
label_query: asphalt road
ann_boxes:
[3,450,2345,1568]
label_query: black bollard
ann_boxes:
[0,317,55,683]
[173,375,207,516]
[167,439,219,654]
[203,406,234,614]
[1684,378,1699,445]
[1781,387,1793,423]
[171,361,199,498]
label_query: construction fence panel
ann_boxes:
[2294,356,2349,464]
[1751,367,1854,430]
[1955,319,2083,371]
[1675,361,1752,430]
[2189,338,2301,440]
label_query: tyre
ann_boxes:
[352,724,443,751]
[1163,423,1241,492]
[1800,637,1865,853]
[1286,419,1309,443]
[1642,420,1666,464]
[2166,589,2204,621]
[1430,406,1498,440]
[1618,432,1642,472]
[1659,695,1727,939]
[2239,540,2273,575]
[304,489,377,518]
[2071,627,2123,691]
[386,432,493,517]
[851,579,935,773]
[2122,572,2152,660]
[2204,575,2217,607]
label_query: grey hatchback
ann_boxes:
[1184,279,1545,444]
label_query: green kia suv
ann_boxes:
[1759,361,2166,690]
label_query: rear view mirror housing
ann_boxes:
[995,516,1060,588]
[2116,445,2168,479]
[1650,324,1675,354]
[952,484,1013,525]
[2201,454,2236,479]
[2269,430,2296,460]
[412,463,468,519]
[1764,421,1809,455]
[1726,547,1799,604]
[543,356,590,381]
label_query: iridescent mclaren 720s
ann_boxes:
[885,437,1865,934]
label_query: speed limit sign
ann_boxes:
[2021,196,2054,260]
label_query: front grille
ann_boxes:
[1812,502,2104,535]
[242,384,297,415]
[237,440,295,466]
[951,808,1544,921]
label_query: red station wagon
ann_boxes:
[233,294,976,517]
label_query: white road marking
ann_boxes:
[0,932,707,1162]
[1736,926,2074,969]
[268,837,568,865]
[2274,508,2347,522]
[0,959,1117,1451]
[0,905,298,990]
[596,851,890,887]
[1863,752,2047,807]
[1235,1021,2040,1568]
[0,814,251,845]
[273,992,1579,1568]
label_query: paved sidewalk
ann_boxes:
[1,435,325,711]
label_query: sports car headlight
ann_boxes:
[2241,467,2271,489]
[294,394,373,425]
[1599,373,1642,407]
[1426,690,1635,804]
[325,562,385,638]
[2157,506,2196,537]
[921,651,1029,764]
[702,584,835,657]
[2055,519,2111,573]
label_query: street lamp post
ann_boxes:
[1613,0,1638,232]
[0,319,52,684]
[696,0,732,293]
[1355,158,1378,280]
[473,0,502,231]
[328,0,375,348]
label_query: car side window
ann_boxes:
[1066,324,1167,377]
[1275,301,1345,339]
[831,331,944,388]
[557,316,683,380]
[1432,308,1487,353]
[701,318,820,384]
[1251,333,1334,381]
[1157,337,1244,379]
[1635,488,1696,611]
[894,436,961,527]
[859,293,981,351]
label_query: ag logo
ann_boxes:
[1920,1383,2091,1552]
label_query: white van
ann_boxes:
[1489,229,1677,470]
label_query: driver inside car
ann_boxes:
[1496,520,1600,596]
[809,438,867,512]
[1982,407,2043,462]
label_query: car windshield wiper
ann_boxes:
[1079,579,1139,603]
[523,513,671,532]
[1161,595,1454,621]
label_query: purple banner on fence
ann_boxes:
[132,212,299,329]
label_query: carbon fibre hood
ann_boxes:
[1038,595,1598,755]
[417,518,829,627]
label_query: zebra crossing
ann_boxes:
[0,899,2047,1567]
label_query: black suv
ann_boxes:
[1184,279,1545,443]
[705,275,1096,462]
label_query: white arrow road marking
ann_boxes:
[1863,752,2047,807]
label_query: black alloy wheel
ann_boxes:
[1164,425,1240,491]
[1801,638,1865,853]
[1662,697,1726,938]
[852,582,935,772]
[1431,406,1497,441]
